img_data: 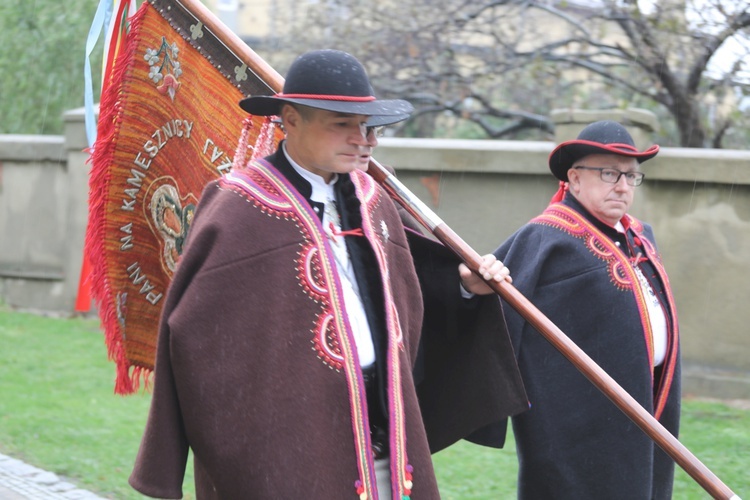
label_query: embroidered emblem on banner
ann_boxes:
[144,179,197,275]
[146,37,183,100]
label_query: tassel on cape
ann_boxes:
[549,180,568,204]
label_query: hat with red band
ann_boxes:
[239,50,413,126]
[548,120,660,181]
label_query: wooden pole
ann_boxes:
[366,159,739,500]
[168,1,741,497]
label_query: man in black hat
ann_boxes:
[129,49,528,499]
[493,120,681,499]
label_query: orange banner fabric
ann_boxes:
[87,0,280,393]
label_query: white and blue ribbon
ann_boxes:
[84,0,116,149]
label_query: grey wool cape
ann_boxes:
[494,193,681,500]
[129,147,528,500]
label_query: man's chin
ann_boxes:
[355,161,370,172]
[333,162,368,175]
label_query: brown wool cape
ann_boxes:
[129,148,527,499]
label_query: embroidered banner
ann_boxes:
[87,0,283,393]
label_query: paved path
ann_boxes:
[0,453,107,500]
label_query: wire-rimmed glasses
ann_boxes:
[573,166,645,186]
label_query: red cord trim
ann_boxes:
[276,93,375,102]
[329,222,364,237]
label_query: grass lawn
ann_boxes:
[0,306,748,499]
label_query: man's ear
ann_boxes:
[566,168,580,194]
[280,104,299,131]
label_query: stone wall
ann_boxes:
[1,108,748,398]
[373,110,750,399]
[0,109,89,312]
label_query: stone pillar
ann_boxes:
[550,108,659,149]
[62,107,94,313]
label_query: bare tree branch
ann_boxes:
[269,0,750,147]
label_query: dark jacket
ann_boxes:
[494,193,681,500]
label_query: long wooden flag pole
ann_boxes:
[366,160,739,500]
[173,1,739,497]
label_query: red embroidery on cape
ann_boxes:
[219,165,346,371]
[222,163,415,499]
[351,171,413,498]
[634,225,681,419]
[532,207,635,291]
[533,203,679,420]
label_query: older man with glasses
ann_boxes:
[493,120,681,499]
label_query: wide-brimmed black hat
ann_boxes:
[365,113,411,128]
[548,120,659,181]
[239,50,413,122]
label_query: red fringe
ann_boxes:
[85,4,150,395]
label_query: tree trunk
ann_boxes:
[671,98,706,148]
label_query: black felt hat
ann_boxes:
[365,113,411,127]
[548,120,659,181]
[239,50,413,122]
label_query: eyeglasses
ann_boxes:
[366,126,385,138]
[573,166,645,186]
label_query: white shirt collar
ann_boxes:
[282,142,338,204]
